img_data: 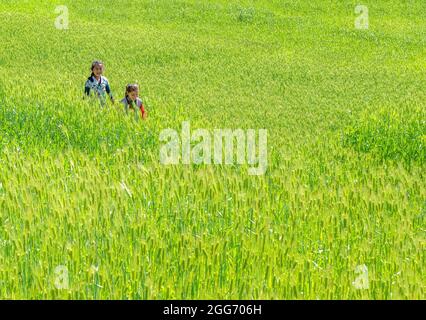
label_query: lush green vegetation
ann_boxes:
[0,0,424,299]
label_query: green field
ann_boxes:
[0,0,425,299]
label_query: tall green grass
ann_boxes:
[0,0,424,299]
[344,105,425,165]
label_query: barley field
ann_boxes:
[0,0,424,299]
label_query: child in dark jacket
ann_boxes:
[84,60,114,105]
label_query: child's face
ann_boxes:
[128,90,138,101]
[92,64,104,77]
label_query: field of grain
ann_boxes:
[0,0,424,299]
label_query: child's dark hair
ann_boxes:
[91,60,104,71]
[125,84,139,99]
